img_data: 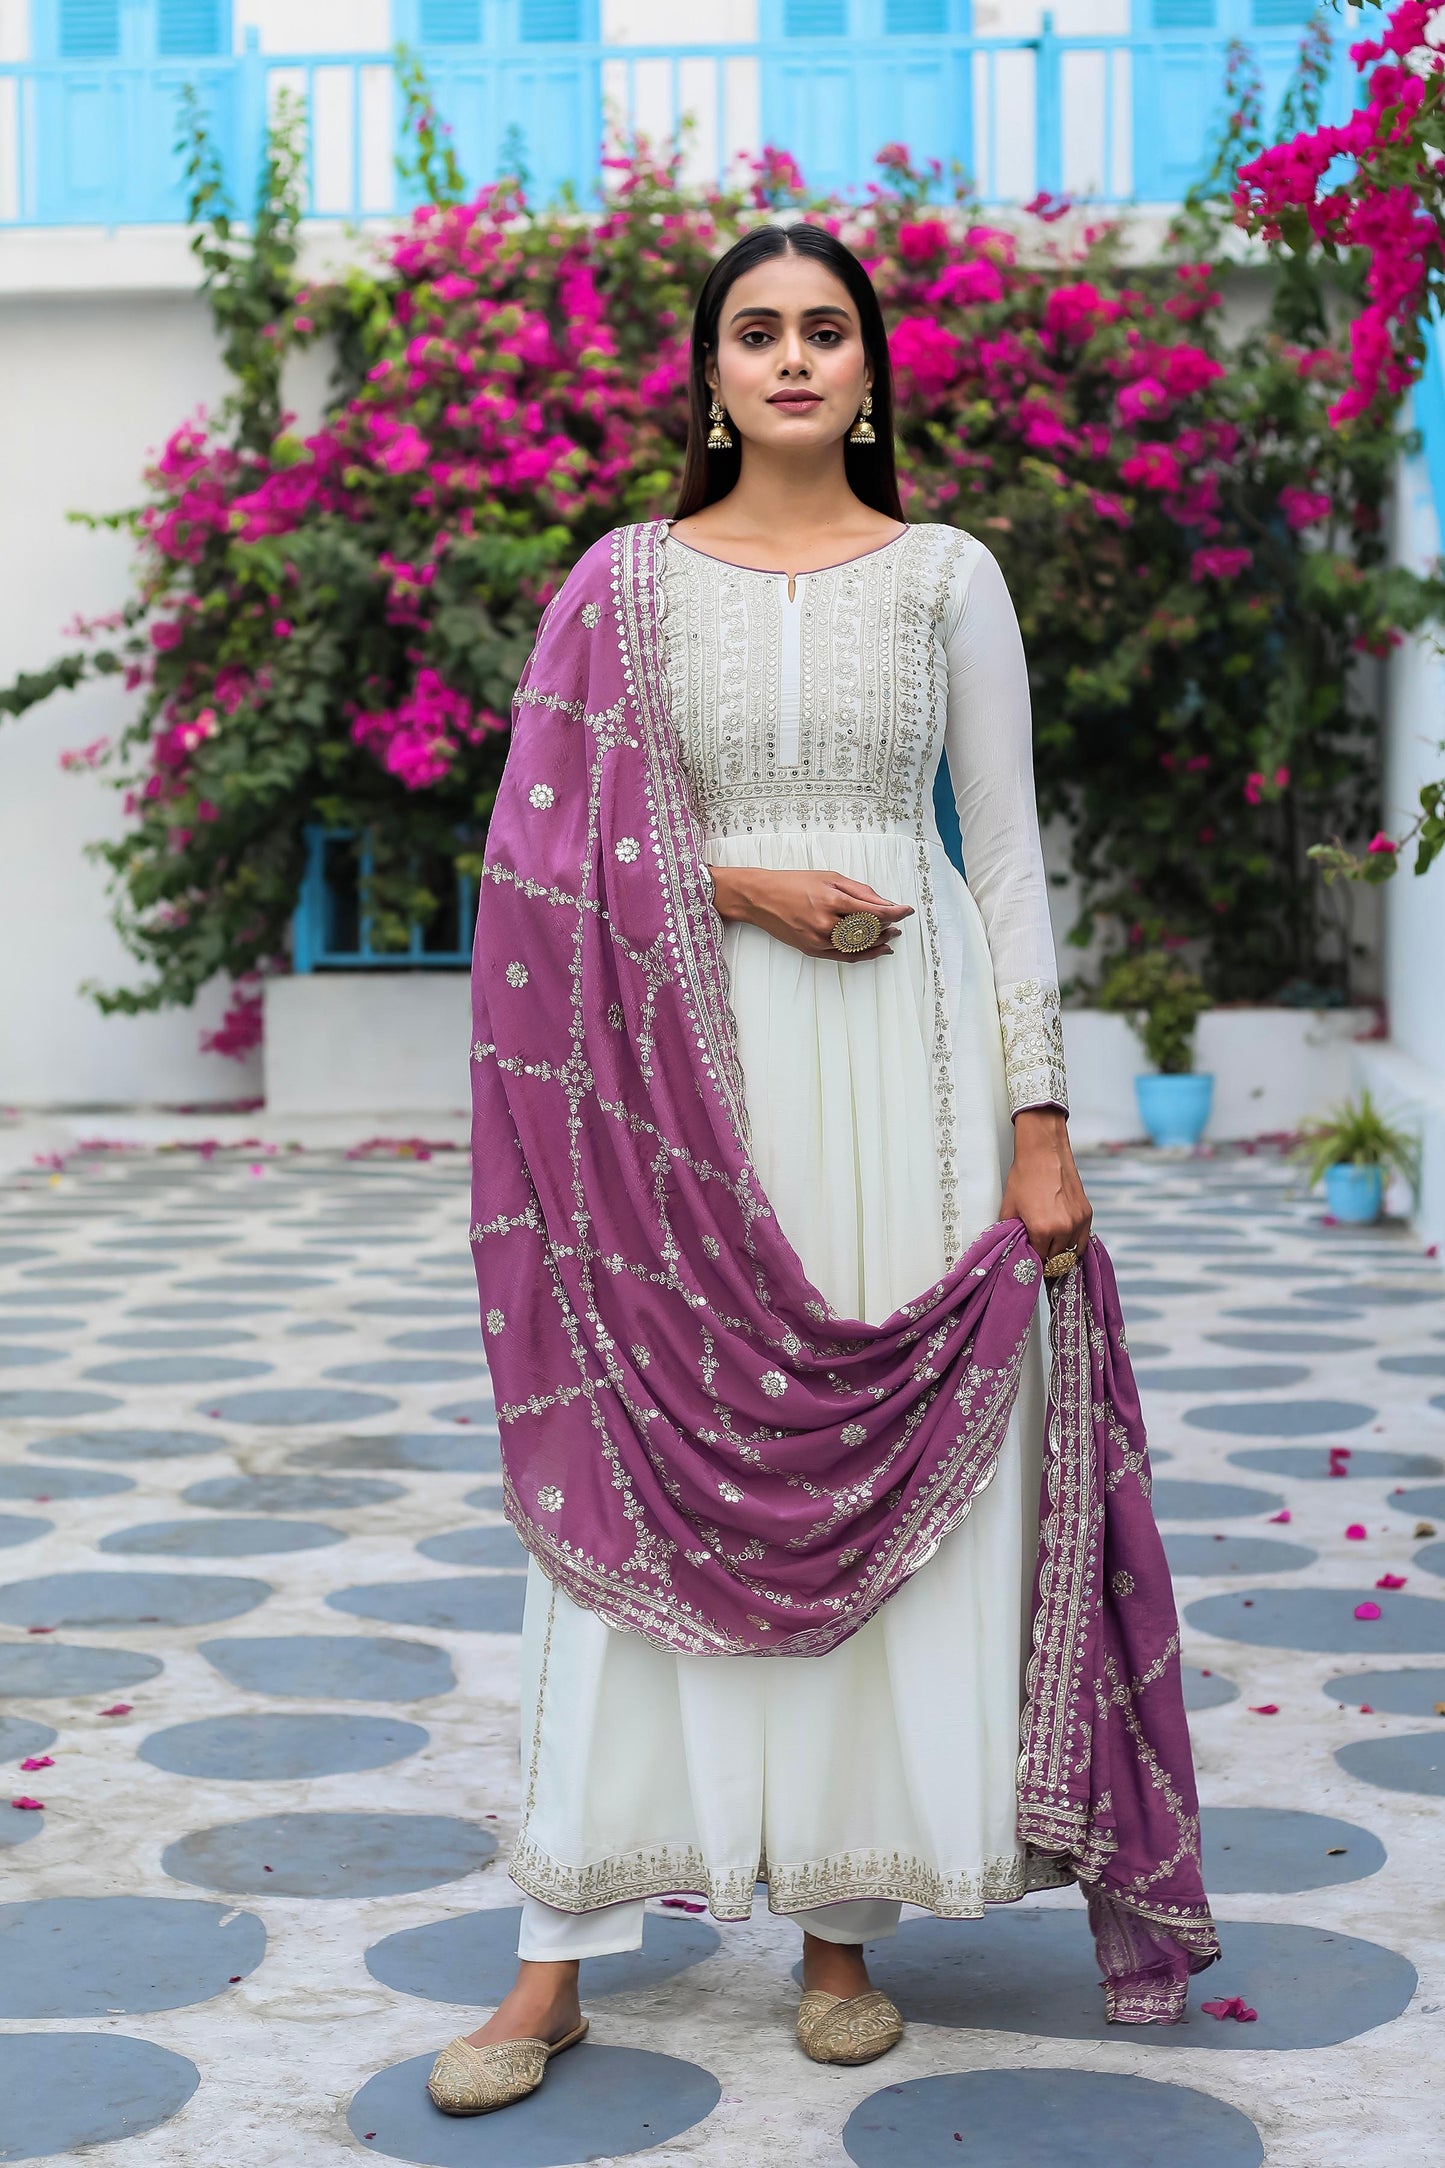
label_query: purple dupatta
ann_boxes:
[468,519,1220,2022]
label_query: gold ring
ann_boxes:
[1042,1245,1079,1278]
[831,910,883,955]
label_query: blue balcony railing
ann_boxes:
[292,827,475,972]
[0,17,1357,227]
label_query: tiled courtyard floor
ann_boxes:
[0,1135,1441,2166]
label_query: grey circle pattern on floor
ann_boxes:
[347,2043,721,2167]
[385,1326,485,1353]
[1150,1479,1285,1521]
[0,1512,53,1550]
[130,1300,286,1319]
[0,1313,84,1334]
[0,1462,134,1499]
[430,1399,499,1427]
[0,1643,165,1699]
[84,1354,274,1385]
[1200,1806,1384,1891]
[324,1359,487,1386]
[327,1575,526,1635]
[352,1299,480,1317]
[0,1716,57,1762]
[199,1387,399,1424]
[1182,1665,1239,1710]
[199,1634,456,1702]
[1185,1587,1445,1654]
[1182,1398,1378,1437]
[837,1910,1415,2050]
[0,1895,264,2016]
[97,1327,260,1350]
[98,1517,345,1557]
[1208,1330,1373,1355]
[183,1472,407,1513]
[1228,1447,1444,1482]
[0,1570,271,1630]
[31,1429,222,1462]
[0,1801,44,1849]
[366,1904,721,2004]
[1135,1363,1312,1393]
[1378,1352,1445,1377]
[0,1388,122,1417]
[1163,1532,1316,1576]
[1414,1539,1445,1580]
[0,1344,64,1368]
[0,2032,200,2160]
[1323,1666,1445,1715]
[842,2069,1264,2168]
[1334,1732,1445,1796]
[188,1273,333,1293]
[289,1434,498,1474]
[161,1811,497,1898]
[417,1525,526,1569]
[140,1711,429,1780]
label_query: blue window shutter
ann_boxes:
[419,0,483,41]
[157,0,225,54]
[885,0,947,29]
[1152,0,1215,22]
[783,1,848,33]
[1251,0,1313,22]
[58,0,120,56]
[519,0,583,36]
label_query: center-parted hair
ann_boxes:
[673,223,903,522]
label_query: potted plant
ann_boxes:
[1288,1086,1421,1225]
[1095,950,1216,1148]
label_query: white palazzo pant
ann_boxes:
[510,834,1048,1957]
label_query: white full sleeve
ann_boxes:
[941,540,1069,1119]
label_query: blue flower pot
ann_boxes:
[1135,1071,1213,1148]
[1323,1161,1384,1224]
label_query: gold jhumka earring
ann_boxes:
[707,396,734,451]
[848,391,876,446]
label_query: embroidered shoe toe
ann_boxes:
[796,1987,903,2065]
[426,2019,587,2115]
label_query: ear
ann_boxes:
[704,354,720,394]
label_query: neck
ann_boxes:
[714,444,863,540]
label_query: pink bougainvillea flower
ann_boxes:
[1279,485,1332,528]
[925,257,1005,308]
[19,1757,53,1772]
[1202,1997,1258,2022]
[1191,546,1253,582]
[1328,1448,1352,1475]
[1375,1573,1407,1590]
[1366,831,1398,855]
[98,1704,132,1718]
[1120,442,1182,493]
[1345,1523,1368,1540]
[896,217,952,264]
[1353,1601,1383,1621]
[9,1797,44,1812]
[1248,1704,1280,1715]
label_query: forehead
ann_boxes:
[724,253,857,322]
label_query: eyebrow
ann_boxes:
[726,303,852,325]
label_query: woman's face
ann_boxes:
[707,252,870,457]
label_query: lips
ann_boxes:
[768,393,822,408]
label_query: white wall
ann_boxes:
[0,290,262,1107]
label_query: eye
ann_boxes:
[810,327,844,347]
[737,327,774,348]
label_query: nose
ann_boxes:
[777,327,811,376]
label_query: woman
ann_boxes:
[435,224,1217,2116]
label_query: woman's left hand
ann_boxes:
[999,1106,1092,1270]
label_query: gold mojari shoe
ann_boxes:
[426,2018,589,2115]
[796,1987,903,2065]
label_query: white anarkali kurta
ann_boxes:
[509,521,1072,1946]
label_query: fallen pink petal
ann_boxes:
[1344,1523,1367,1540]
[19,1757,53,1772]
[9,1797,44,1812]
[1248,1704,1279,1715]
[1375,1574,1407,1590]
[1359,1704,1375,1714]
[1267,1509,1292,1523]
[1354,1601,1383,1621]
[98,1704,132,1717]
[660,1897,708,1913]
[1201,1997,1258,2022]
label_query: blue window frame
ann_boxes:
[55,0,121,56]
[519,0,583,36]
[157,0,226,54]
[292,829,476,973]
[783,1,849,33]
[417,0,483,40]
[40,0,229,58]
[884,0,949,29]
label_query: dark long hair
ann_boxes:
[673,224,903,521]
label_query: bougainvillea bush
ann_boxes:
[4,38,1442,1054]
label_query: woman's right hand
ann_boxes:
[708,867,913,960]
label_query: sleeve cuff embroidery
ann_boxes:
[997,978,1069,1119]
